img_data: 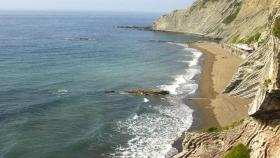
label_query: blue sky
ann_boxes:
[0,0,194,13]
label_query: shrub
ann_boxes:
[272,16,280,39]
[224,144,250,158]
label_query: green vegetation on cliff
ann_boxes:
[273,16,280,39]
[240,33,261,44]
[201,119,244,133]
[224,144,250,158]
[223,2,242,24]
[202,0,219,7]
[232,32,261,44]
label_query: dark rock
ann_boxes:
[116,26,152,31]
[126,90,170,96]
[104,90,116,94]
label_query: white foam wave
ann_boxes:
[143,98,149,103]
[160,68,200,95]
[132,114,139,120]
[160,47,202,95]
[112,99,193,158]
[49,89,68,95]
[111,45,202,158]
[167,42,188,48]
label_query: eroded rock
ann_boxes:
[224,10,280,117]
[173,118,280,158]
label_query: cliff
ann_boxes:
[174,118,280,158]
[153,0,280,158]
[153,0,280,42]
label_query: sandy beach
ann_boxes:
[191,42,251,128]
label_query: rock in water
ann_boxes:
[126,90,170,96]
[104,90,116,94]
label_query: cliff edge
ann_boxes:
[153,0,280,42]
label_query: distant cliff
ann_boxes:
[153,0,280,42]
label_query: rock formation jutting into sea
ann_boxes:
[153,0,280,157]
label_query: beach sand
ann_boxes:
[191,42,251,128]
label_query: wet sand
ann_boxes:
[190,42,251,128]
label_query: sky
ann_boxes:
[0,0,194,13]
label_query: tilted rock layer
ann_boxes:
[173,118,280,158]
[224,10,280,117]
[153,1,280,158]
[153,0,280,41]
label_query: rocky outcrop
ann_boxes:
[126,90,170,96]
[173,118,280,158]
[104,90,170,96]
[153,0,280,42]
[224,9,280,117]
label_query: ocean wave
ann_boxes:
[48,88,69,95]
[111,45,202,158]
[167,42,188,48]
[112,101,193,158]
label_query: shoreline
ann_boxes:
[172,42,252,155]
[172,42,251,153]
[190,42,252,128]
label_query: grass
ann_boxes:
[201,0,219,7]
[200,118,244,133]
[223,3,242,24]
[224,144,250,158]
[245,33,261,44]
[231,35,240,43]
[234,32,261,44]
[273,16,280,39]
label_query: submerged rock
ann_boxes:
[126,90,170,96]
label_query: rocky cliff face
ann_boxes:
[173,118,280,158]
[224,9,280,117]
[153,0,280,42]
[154,1,280,157]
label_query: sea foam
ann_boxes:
[112,43,202,158]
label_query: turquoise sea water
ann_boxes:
[0,11,212,158]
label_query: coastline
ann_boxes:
[171,42,251,154]
[190,42,252,128]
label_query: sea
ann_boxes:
[0,11,213,158]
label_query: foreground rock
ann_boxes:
[174,118,280,158]
[126,90,169,96]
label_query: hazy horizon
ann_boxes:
[0,0,194,13]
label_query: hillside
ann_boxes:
[153,0,280,42]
